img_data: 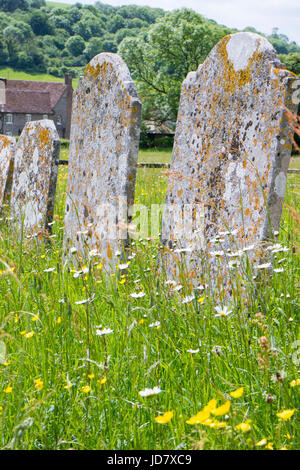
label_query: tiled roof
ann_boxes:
[0,80,68,114]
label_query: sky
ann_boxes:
[52,0,300,44]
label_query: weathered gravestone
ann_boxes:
[10,120,60,232]
[161,32,297,296]
[0,135,15,212]
[64,53,141,268]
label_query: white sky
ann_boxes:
[53,0,300,44]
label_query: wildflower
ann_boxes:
[149,321,160,329]
[276,409,295,421]
[96,327,113,336]
[198,297,205,304]
[98,377,107,385]
[139,386,161,397]
[265,442,274,450]
[214,306,232,318]
[256,438,267,447]
[290,378,300,387]
[25,331,34,339]
[211,401,231,416]
[4,384,12,394]
[56,316,62,324]
[64,381,73,390]
[208,421,227,429]
[81,385,91,394]
[88,374,95,380]
[155,411,174,424]
[117,263,130,270]
[182,295,195,304]
[236,421,251,432]
[230,387,244,398]
[186,409,210,425]
[75,293,95,305]
[0,406,3,413]
[138,319,145,325]
[255,263,272,270]
[32,315,39,322]
[34,378,43,391]
[130,292,146,299]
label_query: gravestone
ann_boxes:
[64,53,141,268]
[0,135,15,212]
[10,120,60,232]
[161,32,297,296]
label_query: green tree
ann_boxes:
[66,35,85,57]
[29,10,53,35]
[0,0,28,12]
[84,37,103,61]
[119,9,231,124]
[280,52,300,76]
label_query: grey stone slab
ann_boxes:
[0,135,16,213]
[10,120,60,232]
[161,32,297,295]
[64,53,141,268]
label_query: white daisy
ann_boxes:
[139,386,161,397]
[214,305,232,317]
[96,327,113,336]
[130,292,146,298]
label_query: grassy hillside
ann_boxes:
[0,67,79,88]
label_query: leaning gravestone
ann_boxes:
[10,120,60,232]
[0,135,15,212]
[161,32,297,296]
[64,53,141,268]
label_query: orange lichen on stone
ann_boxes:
[38,129,51,148]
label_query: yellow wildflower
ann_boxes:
[155,411,174,424]
[82,385,91,393]
[32,315,39,322]
[230,387,244,398]
[34,378,43,391]
[88,374,95,379]
[186,409,210,425]
[4,384,12,394]
[236,420,251,432]
[98,377,107,385]
[265,442,274,450]
[211,401,231,416]
[276,409,295,421]
[256,438,267,447]
[0,406,3,413]
[56,316,62,324]
[203,399,217,413]
[3,360,10,366]
[198,297,205,304]
[138,319,145,325]
[290,378,300,387]
[25,331,34,339]
[64,382,73,390]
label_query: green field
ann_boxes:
[0,68,79,89]
[0,148,299,450]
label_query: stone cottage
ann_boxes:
[0,73,73,139]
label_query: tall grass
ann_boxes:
[0,150,299,450]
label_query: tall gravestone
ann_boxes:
[64,53,141,267]
[10,120,60,232]
[161,32,297,296]
[0,135,15,213]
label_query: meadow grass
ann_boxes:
[0,149,299,450]
[0,68,79,89]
